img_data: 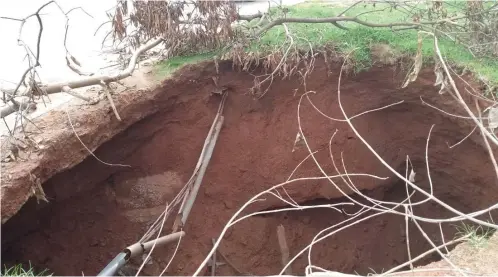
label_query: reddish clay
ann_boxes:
[2,60,498,276]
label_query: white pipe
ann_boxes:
[126,231,185,258]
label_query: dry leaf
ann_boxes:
[488,106,498,130]
[433,61,449,94]
[66,53,94,76]
[402,33,423,88]
[409,169,416,183]
[292,132,303,152]
[29,173,48,203]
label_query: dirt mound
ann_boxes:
[2,60,497,275]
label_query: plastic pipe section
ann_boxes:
[97,231,185,276]
[97,252,128,276]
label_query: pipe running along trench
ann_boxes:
[97,92,228,276]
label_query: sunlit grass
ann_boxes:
[154,52,217,79]
[1,263,51,277]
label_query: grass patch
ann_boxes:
[155,1,498,82]
[1,264,51,277]
[153,52,216,79]
[255,1,498,79]
[455,223,494,248]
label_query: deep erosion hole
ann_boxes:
[2,60,498,276]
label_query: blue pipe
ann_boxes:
[97,252,128,276]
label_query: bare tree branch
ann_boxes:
[254,16,430,37]
[0,99,34,118]
[237,12,264,21]
[1,37,163,118]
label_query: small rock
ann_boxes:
[223,199,233,209]
[225,227,233,239]
[204,183,217,197]
[142,254,153,265]
[118,265,139,276]
[90,239,99,247]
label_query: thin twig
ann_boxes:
[134,203,169,277]
[439,223,450,255]
[447,126,477,149]
[64,105,130,167]
[100,81,121,121]
[421,96,485,120]
[429,32,498,146]
[475,98,498,180]
[335,50,498,229]
[411,214,466,276]
[158,229,183,276]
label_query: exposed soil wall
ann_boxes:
[2,60,498,276]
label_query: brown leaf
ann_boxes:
[402,33,423,88]
[488,106,498,130]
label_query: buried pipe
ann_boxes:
[173,93,228,232]
[173,110,223,231]
[97,252,128,277]
[99,94,226,275]
[181,116,224,226]
[97,231,185,276]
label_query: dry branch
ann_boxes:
[254,16,437,37]
[336,57,498,229]
[100,82,121,121]
[475,98,498,180]
[64,105,130,168]
[62,86,91,102]
[429,32,498,146]
[0,99,34,118]
[238,12,264,21]
[45,37,162,94]
[1,37,163,119]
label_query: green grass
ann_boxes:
[153,52,217,79]
[1,264,51,277]
[154,1,498,82]
[455,222,494,248]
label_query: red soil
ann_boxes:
[2,60,498,276]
